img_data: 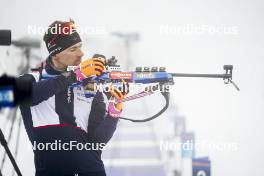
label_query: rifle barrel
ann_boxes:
[170,73,232,79]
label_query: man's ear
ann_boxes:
[51,55,58,64]
[52,54,58,61]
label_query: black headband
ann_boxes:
[45,22,82,56]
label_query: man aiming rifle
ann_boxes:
[18,20,127,176]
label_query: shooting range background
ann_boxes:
[0,0,264,175]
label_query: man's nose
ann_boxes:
[77,49,84,57]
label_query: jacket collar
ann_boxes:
[45,56,66,75]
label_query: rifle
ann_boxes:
[72,56,239,122]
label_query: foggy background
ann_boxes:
[0,0,264,175]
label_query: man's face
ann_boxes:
[52,42,84,69]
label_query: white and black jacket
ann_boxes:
[19,60,118,176]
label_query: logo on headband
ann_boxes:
[47,39,56,49]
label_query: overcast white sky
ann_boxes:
[1,0,264,175]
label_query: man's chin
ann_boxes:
[74,60,81,66]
